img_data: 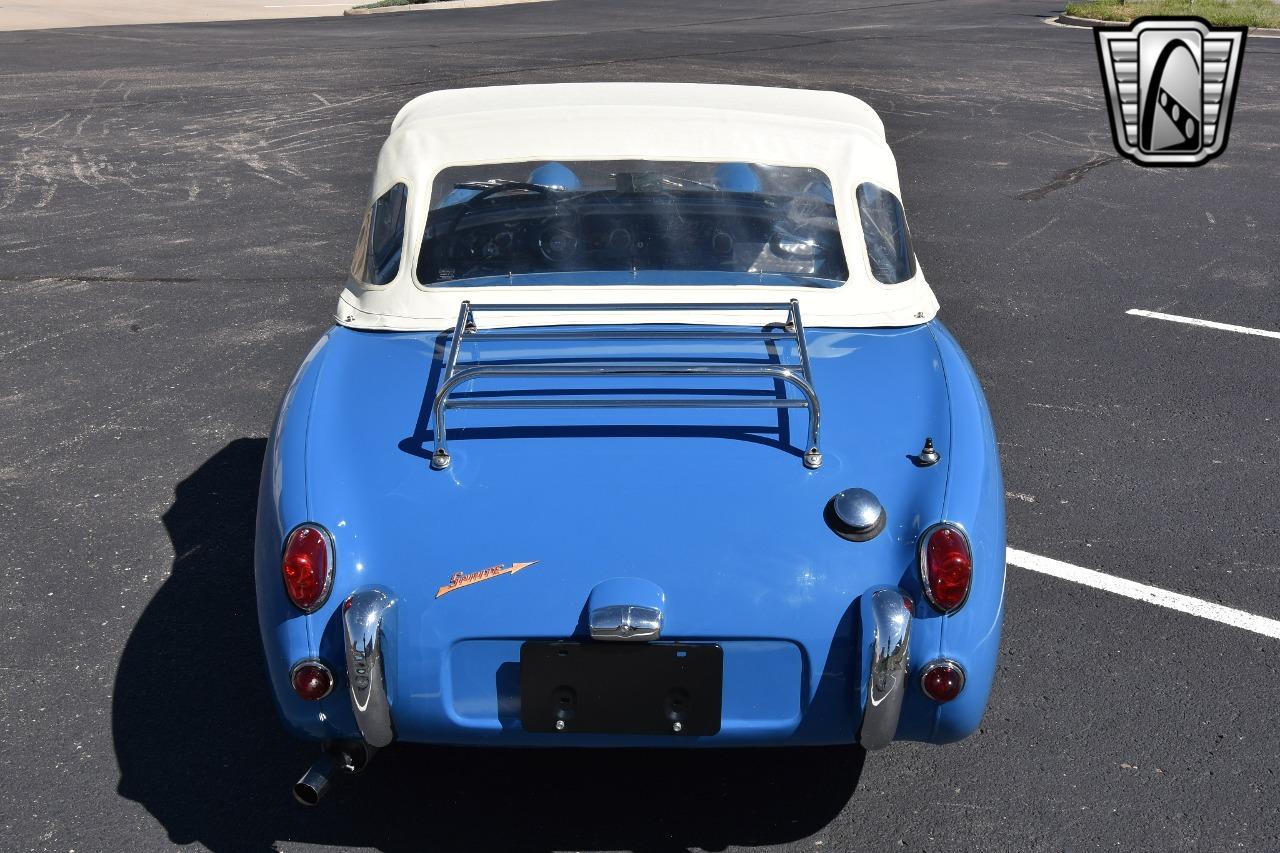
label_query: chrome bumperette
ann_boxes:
[342,587,396,748]
[858,586,912,750]
[589,604,663,641]
[429,300,823,470]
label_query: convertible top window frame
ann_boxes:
[855,182,917,285]
[409,158,853,292]
[351,181,410,288]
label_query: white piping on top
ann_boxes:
[336,83,940,331]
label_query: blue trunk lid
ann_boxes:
[303,323,948,634]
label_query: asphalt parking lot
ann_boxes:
[2,0,1278,850]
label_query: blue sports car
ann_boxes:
[255,83,1005,804]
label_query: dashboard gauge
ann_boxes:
[538,224,580,262]
[482,230,515,260]
[606,227,634,254]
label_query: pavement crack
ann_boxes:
[1017,154,1121,201]
[0,275,201,284]
[0,275,333,285]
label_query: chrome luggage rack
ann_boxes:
[430,300,823,470]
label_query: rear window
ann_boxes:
[416,160,848,288]
[856,182,916,284]
[351,183,407,286]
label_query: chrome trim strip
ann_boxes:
[917,521,973,613]
[589,604,663,641]
[785,298,822,468]
[450,398,809,410]
[785,299,813,401]
[443,294,474,380]
[858,586,912,750]
[342,587,397,748]
[430,301,823,470]
[460,329,799,342]
[919,658,967,702]
[459,302,800,311]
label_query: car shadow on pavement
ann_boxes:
[114,438,863,852]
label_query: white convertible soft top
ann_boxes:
[337,83,940,330]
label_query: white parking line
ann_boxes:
[1007,548,1280,639]
[1127,309,1280,341]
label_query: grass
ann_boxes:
[1064,0,1280,28]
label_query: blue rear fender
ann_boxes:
[893,322,1005,744]
[254,332,349,739]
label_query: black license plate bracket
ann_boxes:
[520,641,723,736]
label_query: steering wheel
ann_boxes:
[445,181,557,247]
[537,219,581,263]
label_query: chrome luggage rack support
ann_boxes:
[429,300,823,469]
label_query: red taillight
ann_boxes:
[282,524,332,612]
[920,660,965,702]
[921,524,972,612]
[291,660,334,701]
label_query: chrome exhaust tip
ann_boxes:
[292,740,378,806]
[293,753,336,806]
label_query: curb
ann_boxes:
[347,0,555,14]
[1053,13,1123,28]
[1051,13,1280,37]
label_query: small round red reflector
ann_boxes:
[920,661,965,703]
[923,526,972,612]
[282,525,332,612]
[291,661,334,701]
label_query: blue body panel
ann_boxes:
[255,320,1004,747]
